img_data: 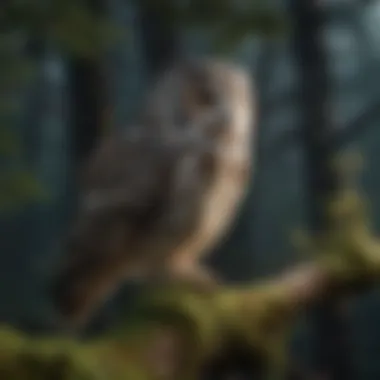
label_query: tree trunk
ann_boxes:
[68,58,107,168]
[288,1,354,380]
[136,0,181,80]
[61,0,110,334]
[66,0,108,209]
[68,0,108,167]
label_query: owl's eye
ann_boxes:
[198,86,216,107]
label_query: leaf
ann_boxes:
[3,0,123,59]
[222,9,288,40]
[212,22,250,54]
[0,127,22,156]
[48,2,123,58]
[0,170,49,213]
[0,98,21,115]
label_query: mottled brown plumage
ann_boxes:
[51,58,256,328]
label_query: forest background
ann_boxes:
[2,1,380,379]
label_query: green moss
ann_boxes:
[0,283,296,379]
[0,325,150,380]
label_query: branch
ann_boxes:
[2,190,380,380]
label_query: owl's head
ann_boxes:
[142,58,254,142]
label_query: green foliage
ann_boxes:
[182,0,288,53]
[0,30,46,213]
[291,151,366,258]
[0,121,48,213]
[0,24,48,212]
[2,0,123,59]
[290,153,380,289]
[0,126,22,157]
[139,0,288,53]
[0,170,48,213]
[0,0,123,214]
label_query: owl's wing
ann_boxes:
[80,129,213,228]
[80,131,170,217]
[52,127,219,327]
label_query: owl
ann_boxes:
[51,58,256,328]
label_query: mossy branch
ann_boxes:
[3,160,380,379]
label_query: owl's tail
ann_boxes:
[50,245,127,329]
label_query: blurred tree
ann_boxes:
[0,0,119,214]
[137,0,181,80]
[175,0,288,53]
[136,0,287,65]
[0,0,122,331]
[289,1,355,380]
[0,31,47,213]
[66,0,111,215]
